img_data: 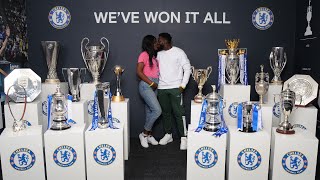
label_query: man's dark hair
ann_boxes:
[159,32,172,44]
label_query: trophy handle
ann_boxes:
[206,66,212,79]
[273,94,280,104]
[62,68,68,82]
[281,52,287,72]
[100,37,110,60]
[81,37,90,69]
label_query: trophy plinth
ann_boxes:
[191,66,212,103]
[112,65,125,102]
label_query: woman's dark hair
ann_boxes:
[142,35,156,66]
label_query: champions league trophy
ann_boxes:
[305,0,313,36]
[41,41,60,83]
[203,85,225,132]
[96,82,111,129]
[112,65,125,102]
[50,85,71,130]
[255,65,269,104]
[81,37,109,84]
[270,47,287,84]
[62,68,86,102]
[224,39,240,84]
[191,66,212,103]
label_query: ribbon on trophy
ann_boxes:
[67,95,76,125]
[237,103,262,132]
[239,53,248,85]
[47,95,53,130]
[217,54,226,91]
[106,91,117,129]
[195,99,208,132]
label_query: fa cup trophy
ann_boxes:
[270,47,287,84]
[62,68,86,102]
[225,39,240,84]
[255,65,269,104]
[96,82,111,129]
[112,65,125,102]
[42,41,60,83]
[81,37,109,84]
[191,66,212,103]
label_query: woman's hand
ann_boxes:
[150,82,158,90]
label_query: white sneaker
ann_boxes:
[139,133,149,148]
[159,133,173,145]
[147,135,159,145]
[180,137,187,150]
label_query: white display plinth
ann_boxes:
[44,124,86,180]
[270,128,318,180]
[85,126,124,180]
[71,99,88,125]
[263,84,282,104]
[0,104,3,129]
[187,125,227,180]
[260,104,273,135]
[0,126,45,180]
[39,82,68,132]
[290,106,317,136]
[190,100,202,125]
[226,126,270,180]
[80,83,96,100]
[219,84,251,126]
[4,99,42,128]
[111,98,130,160]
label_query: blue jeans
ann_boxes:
[139,78,162,131]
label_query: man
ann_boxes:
[157,33,191,150]
[0,25,10,59]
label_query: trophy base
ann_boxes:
[271,80,282,85]
[203,122,220,132]
[45,79,60,84]
[240,127,255,133]
[98,122,109,129]
[50,121,71,131]
[276,128,295,134]
[194,95,204,103]
[112,95,125,102]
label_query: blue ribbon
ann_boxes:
[195,100,208,132]
[67,95,77,125]
[47,95,52,130]
[237,103,243,130]
[218,55,222,91]
[244,53,248,85]
[107,91,118,129]
[89,91,98,131]
[213,99,228,137]
[25,120,32,126]
[252,104,259,131]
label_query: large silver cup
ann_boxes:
[191,66,212,103]
[270,47,287,84]
[41,41,60,83]
[81,37,109,84]
[62,68,86,102]
[96,82,111,129]
[112,65,125,102]
[255,65,269,104]
[225,39,240,84]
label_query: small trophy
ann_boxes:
[81,37,109,84]
[270,47,287,84]
[255,65,269,104]
[96,82,111,129]
[238,102,258,133]
[62,68,86,102]
[41,41,60,83]
[191,66,212,103]
[112,65,125,102]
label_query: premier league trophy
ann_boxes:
[41,41,60,83]
[62,68,86,102]
[50,85,71,130]
[191,66,212,103]
[112,65,125,102]
[255,65,269,104]
[96,82,111,129]
[270,47,287,84]
[81,37,109,84]
[225,39,240,84]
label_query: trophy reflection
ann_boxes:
[112,65,125,102]
[191,66,212,103]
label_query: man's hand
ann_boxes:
[179,86,184,93]
[5,26,10,37]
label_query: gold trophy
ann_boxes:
[191,66,212,103]
[112,65,125,102]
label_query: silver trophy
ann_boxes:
[96,82,111,129]
[50,85,71,130]
[270,47,287,84]
[255,65,269,104]
[239,102,259,133]
[203,85,225,132]
[41,41,60,83]
[225,39,241,84]
[112,65,125,102]
[191,66,212,103]
[62,68,86,102]
[304,0,313,36]
[81,37,109,84]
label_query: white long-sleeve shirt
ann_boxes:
[157,46,191,89]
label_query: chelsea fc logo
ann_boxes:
[237,148,262,171]
[282,151,308,174]
[272,102,280,118]
[53,145,77,167]
[252,7,274,30]
[48,6,71,29]
[194,146,218,169]
[228,102,238,118]
[87,100,94,115]
[42,101,48,116]
[10,148,36,171]
[93,144,116,166]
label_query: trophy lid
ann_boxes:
[53,84,64,98]
[205,85,221,102]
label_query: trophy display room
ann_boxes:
[0,0,319,180]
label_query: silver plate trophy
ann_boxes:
[81,37,109,84]
[50,84,71,130]
[96,82,111,129]
[62,68,86,102]
[112,65,125,102]
[270,47,287,84]
[191,66,212,103]
[4,68,41,102]
[42,41,60,83]
[283,74,318,106]
[203,85,225,132]
[255,65,269,104]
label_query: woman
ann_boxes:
[137,35,162,148]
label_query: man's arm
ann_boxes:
[180,50,191,89]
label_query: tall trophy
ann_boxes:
[225,39,240,84]
[81,37,109,84]
[62,68,86,102]
[112,65,125,102]
[96,82,111,129]
[255,65,269,104]
[50,85,71,130]
[304,0,313,36]
[270,47,287,84]
[191,66,212,103]
[41,41,60,83]
[203,85,225,132]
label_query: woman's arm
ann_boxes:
[0,26,10,56]
[136,62,158,89]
